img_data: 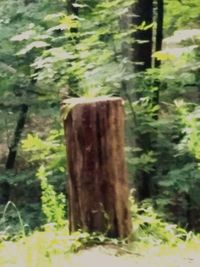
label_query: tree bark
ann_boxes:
[0,104,29,204]
[152,0,164,119]
[131,0,154,200]
[63,97,132,238]
[132,0,153,71]
[154,0,164,68]
[6,104,28,169]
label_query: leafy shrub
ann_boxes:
[36,165,66,228]
[130,194,189,246]
[0,201,27,241]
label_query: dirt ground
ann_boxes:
[69,245,200,267]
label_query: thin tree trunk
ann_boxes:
[154,0,164,68]
[6,104,28,169]
[63,97,132,238]
[152,0,164,120]
[132,0,153,71]
[131,0,154,200]
[185,193,192,230]
[67,0,79,16]
[65,0,79,95]
[150,0,164,199]
[1,104,28,204]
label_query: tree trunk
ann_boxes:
[63,97,132,238]
[0,104,29,204]
[6,104,28,169]
[65,0,80,95]
[67,0,79,16]
[152,0,164,119]
[132,0,153,71]
[131,0,154,200]
[154,0,164,68]
[150,0,164,199]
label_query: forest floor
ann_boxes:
[1,232,200,267]
[68,244,200,267]
[1,242,200,267]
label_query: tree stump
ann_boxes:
[63,96,132,238]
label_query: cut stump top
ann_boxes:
[62,96,124,105]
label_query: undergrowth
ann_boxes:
[130,195,192,246]
[0,186,199,266]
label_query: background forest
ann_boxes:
[1,0,200,259]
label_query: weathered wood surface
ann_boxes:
[63,97,132,238]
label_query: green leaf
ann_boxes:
[21,134,45,151]
[16,41,49,55]
[36,165,46,180]
[152,51,175,61]
[44,12,65,21]
[10,30,35,42]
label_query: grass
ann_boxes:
[1,200,200,267]
[0,225,73,267]
[0,223,200,267]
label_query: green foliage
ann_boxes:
[3,0,137,235]
[172,103,200,202]
[126,2,200,224]
[126,148,156,174]
[21,129,65,167]
[21,127,67,197]
[36,165,66,228]
[0,169,42,233]
[0,201,26,241]
[130,195,189,246]
[177,103,200,160]
[165,0,200,36]
[1,0,200,247]
[10,0,135,98]
[0,199,199,267]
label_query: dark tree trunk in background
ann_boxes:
[65,0,79,95]
[152,0,164,118]
[24,0,36,5]
[63,97,132,238]
[154,0,164,68]
[132,0,153,71]
[67,0,79,15]
[132,0,154,200]
[185,194,192,230]
[0,104,28,204]
[6,104,28,169]
[150,0,164,200]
